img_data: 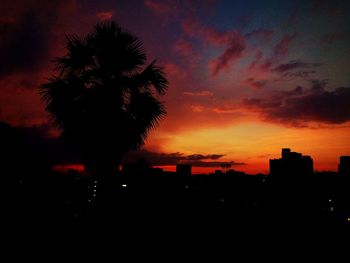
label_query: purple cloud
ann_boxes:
[243,83,350,125]
[273,60,322,73]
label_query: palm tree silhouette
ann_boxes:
[40,21,168,179]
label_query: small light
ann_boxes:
[122,184,127,188]
[330,207,334,212]
[328,199,332,202]
[93,189,97,192]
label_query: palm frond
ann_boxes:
[54,34,93,76]
[40,21,169,167]
[123,61,168,95]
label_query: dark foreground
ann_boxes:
[5,171,350,230]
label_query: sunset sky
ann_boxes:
[1,0,350,174]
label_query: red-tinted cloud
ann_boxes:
[181,19,230,45]
[173,39,194,57]
[247,50,263,70]
[172,38,201,67]
[273,33,297,58]
[0,0,100,127]
[190,105,205,113]
[247,50,274,74]
[243,77,267,90]
[163,63,187,79]
[210,33,246,76]
[144,0,174,15]
[181,19,246,76]
[212,105,239,114]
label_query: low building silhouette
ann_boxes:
[226,169,246,176]
[338,156,350,176]
[122,161,163,176]
[176,164,192,176]
[269,148,314,177]
[209,169,223,176]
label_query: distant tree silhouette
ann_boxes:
[40,21,168,178]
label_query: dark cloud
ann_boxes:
[14,123,81,165]
[321,32,346,45]
[243,98,281,109]
[0,122,81,167]
[243,84,350,125]
[273,60,322,73]
[283,70,317,78]
[283,86,303,97]
[184,160,245,167]
[0,12,52,76]
[186,154,224,160]
[310,79,328,94]
[309,0,348,17]
[124,150,245,167]
[272,87,350,124]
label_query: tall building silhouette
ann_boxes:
[270,148,314,177]
[338,156,350,176]
[176,164,192,176]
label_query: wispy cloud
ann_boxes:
[273,60,322,73]
[181,19,246,76]
[273,33,298,59]
[124,150,245,167]
[184,91,213,97]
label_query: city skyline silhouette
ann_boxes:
[1,1,350,227]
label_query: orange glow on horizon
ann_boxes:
[148,121,350,174]
[52,164,85,173]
